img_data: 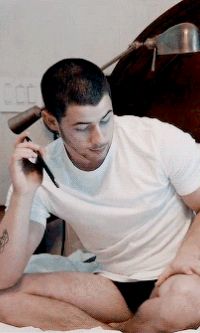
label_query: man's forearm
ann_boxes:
[177,211,200,257]
[0,192,35,289]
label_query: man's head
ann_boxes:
[41,58,111,121]
[41,58,114,171]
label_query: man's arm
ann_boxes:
[0,133,45,289]
[0,213,44,289]
[156,187,200,286]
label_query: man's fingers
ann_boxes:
[14,132,31,146]
[14,133,40,152]
[156,275,168,287]
[14,133,41,160]
[156,268,173,287]
[156,266,195,287]
[156,266,182,287]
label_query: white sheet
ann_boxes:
[0,323,199,333]
[0,324,121,332]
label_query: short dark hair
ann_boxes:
[41,58,111,121]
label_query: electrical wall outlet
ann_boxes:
[0,77,43,112]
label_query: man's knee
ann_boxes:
[158,274,200,299]
[153,274,200,331]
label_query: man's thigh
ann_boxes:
[17,272,132,323]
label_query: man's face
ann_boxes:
[57,94,114,171]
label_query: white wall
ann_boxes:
[0,0,179,204]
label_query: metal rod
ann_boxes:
[101,41,143,70]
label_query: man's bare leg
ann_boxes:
[121,274,200,333]
[0,272,132,330]
[0,289,112,331]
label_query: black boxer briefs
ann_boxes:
[113,280,157,313]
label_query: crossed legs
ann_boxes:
[1,272,200,332]
[0,272,132,331]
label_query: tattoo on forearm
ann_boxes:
[0,229,9,253]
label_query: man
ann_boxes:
[1,58,200,333]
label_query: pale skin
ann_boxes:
[1,94,200,332]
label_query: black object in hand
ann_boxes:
[24,136,59,188]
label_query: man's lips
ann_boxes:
[89,145,107,153]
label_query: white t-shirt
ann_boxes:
[6,115,200,281]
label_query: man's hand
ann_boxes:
[9,132,44,195]
[156,254,200,287]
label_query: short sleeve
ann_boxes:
[29,187,50,226]
[5,185,49,227]
[157,121,200,196]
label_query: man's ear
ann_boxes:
[41,109,60,133]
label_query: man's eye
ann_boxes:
[75,125,88,131]
[100,116,110,124]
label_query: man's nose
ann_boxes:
[90,125,105,146]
